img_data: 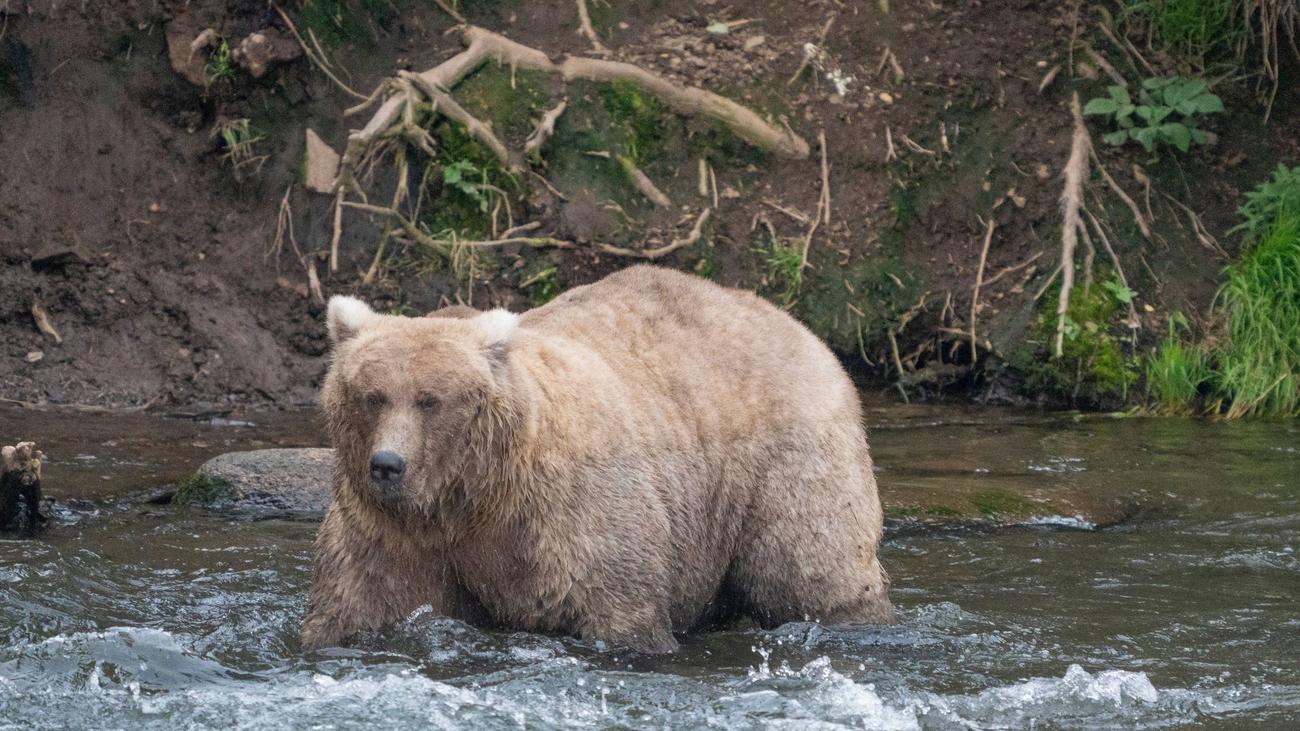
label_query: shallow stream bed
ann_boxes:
[1,405,1297,729]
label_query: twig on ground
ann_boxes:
[969,217,995,365]
[819,129,831,225]
[977,251,1043,289]
[1083,44,1127,86]
[272,4,368,100]
[800,131,830,270]
[432,0,466,23]
[30,300,61,344]
[585,151,672,208]
[787,13,838,86]
[595,208,712,259]
[403,71,523,174]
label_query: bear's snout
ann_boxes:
[369,451,406,494]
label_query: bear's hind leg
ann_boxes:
[729,447,894,629]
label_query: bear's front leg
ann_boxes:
[302,502,470,650]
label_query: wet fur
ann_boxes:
[302,266,893,652]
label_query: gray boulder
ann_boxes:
[179,448,333,516]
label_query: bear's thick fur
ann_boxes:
[302,266,893,651]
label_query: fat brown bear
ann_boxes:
[302,265,893,652]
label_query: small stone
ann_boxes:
[24,351,43,363]
[1036,163,1051,180]
[743,35,766,51]
[878,91,894,104]
[304,129,341,194]
[232,28,301,79]
[1036,59,1048,68]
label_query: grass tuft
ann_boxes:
[1214,211,1300,417]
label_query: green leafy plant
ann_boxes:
[212,118,266,178]
[1122,0,1240,69]
[442,160,491,212]
[1102,276,1137,304]
[204,40,235,88]
[1084,77,1223,152]
[1233,163,1300,240]
[520,266,560,306]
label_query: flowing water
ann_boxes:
[1,404,1298,729]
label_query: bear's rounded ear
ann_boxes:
[472,309,518,384]
[327,296,380,344]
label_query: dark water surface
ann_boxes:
[1,405,1297,729]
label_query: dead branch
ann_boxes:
[886,328,909,403]
[800,130,830,270]
[1083,44,1127,87]
[273,4,368,100]
[575,0,609,54]
[30,300,62,344]
[1160,191,1228,258]
[585,151,672,208]
[432,0,466,23]
[1055,93,1090,358]
[819,128,831,225]
[525,99,568,159]
[595,208,712,259]
[969,217,995,366]
[788,13,837,86]
[977,251,1043,289]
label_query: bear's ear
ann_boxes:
[473,309,518,385]
[472,308,519,347]
[327,296,380,344]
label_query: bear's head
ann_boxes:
[322,296,521,517]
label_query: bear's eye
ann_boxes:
[363,392,387,410]
[416,395,441,412]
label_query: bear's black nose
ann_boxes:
[369,451,406,490]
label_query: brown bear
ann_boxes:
[302,265,893,652]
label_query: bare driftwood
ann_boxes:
[1055,93,1090,358]
[1,442,45,532]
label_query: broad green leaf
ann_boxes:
[1161,123,1192,152]
[1150,106,1172,124]
[1108,85,1132,105]
[1119,116,1135,129]
[1192,93,1224,113]
[1084,97,1120,115]
[1134,127,1158,151]
[1103,130,1129,146]
[1117,103,1136,118]
[1190,128,1208,144]
[1135,105,1154,120]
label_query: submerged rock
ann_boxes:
[179,448,332,516]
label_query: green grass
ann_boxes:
[971,490,1034,517]
[753,236,804,305]
[204,40,236,88]
[1123,0,1240,69]
[1213,211,1300,417]
[1145,314,1212,414]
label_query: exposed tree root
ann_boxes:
[585,151,672,208]
[591,208,712,259]
[575,0,609,54]
[1055,93,1090,359]
[969,217,995,366]
[401,71,523,174]
[525,100,568,159]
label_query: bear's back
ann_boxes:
[518,266,859,437]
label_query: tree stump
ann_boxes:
[1,442,46,532]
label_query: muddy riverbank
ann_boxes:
[2,1,1295,412]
